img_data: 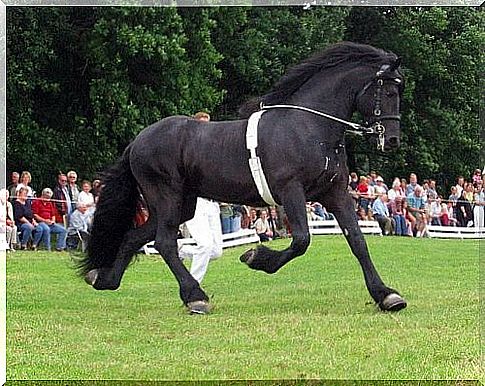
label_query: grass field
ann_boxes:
[6,236,483,381]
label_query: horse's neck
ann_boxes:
[287,69,361,121]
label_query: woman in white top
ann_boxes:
[473,183,484,229]
[77,180,95,215]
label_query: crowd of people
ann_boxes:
[1,170,98,252]
[2,167,484,253]
[348,169,485,237]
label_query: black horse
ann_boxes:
[79,42,407,314]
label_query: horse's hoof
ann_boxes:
[187,300,212,315]
[240,249,256,265]
[84,269,99,286]
[380,293,407,312]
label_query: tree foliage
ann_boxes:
[6,6,482,193]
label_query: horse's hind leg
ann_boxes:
[240,183,310,273]
[326,193,406,312]
[86,217,157,290]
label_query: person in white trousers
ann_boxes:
[178,112,223,283]
[179,197,223,283]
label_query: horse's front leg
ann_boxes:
[240,184,310,273]
[326,193,406,312]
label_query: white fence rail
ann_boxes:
[427,225,485,239]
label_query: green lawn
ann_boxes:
[6,236,483,381]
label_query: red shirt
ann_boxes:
[32,199,57,221]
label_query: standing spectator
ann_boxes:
[455,176,465,197]
[7,172,19,202]
[407,185,428,237]
[390,196,407,236]
[53,173,72,226]
[427,180,438,201]
[473,182,485,229]
[254,209,273,242]
[13,187,44,250]
[0,188,18,251]
[372,193,393,236]
[178,112,223,284]
[464,183,475,204]
[472,169,482,186]
[67,171,80,212]
[219,203,234,234]
[32,188,67,252]
[405,173,419,196]
[455,189,472,227]
[15,171,34,199]
[448,186,460,222]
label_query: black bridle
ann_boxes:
[259,60,403,152]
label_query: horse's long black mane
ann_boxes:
[239,41,397,118]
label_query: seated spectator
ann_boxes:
[313,202,334,221]
[0,188,18,251]
[356,207,368,221]
[429,196,443,226]
[91,179,102,203]
[254,209,273,242]
[407,185,428,237]
[13,187,44,250]
[32,188,67,252]
[402,200,414,236]
[356,176,372,212]
[269,206,288,239]
[406,173,420,196]
[77,180,95,210]
[445,201,458,226]
[248,208,258,229]
[388,178,405,202]
[427,180,438,201]
[67,203,93,251]
[372,193,393,235]
[374,176,388,195]
[390,196,407,236]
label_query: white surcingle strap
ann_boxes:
[246,110,279,206]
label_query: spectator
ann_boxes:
[67,170,80,212]
[473,182,484,228]
[15,171,34,199]
[220,203,234,234]
[402,200,414,236]
[91,179,102,203]
[239,205,252,229]
[32,188,67,252]
[356,207,368,221]
[349,172,359,191]
[77,180,96,216]
[448,186,460,222]
[455,189,472,227]
[372,193,393,235]
[427,180,438,201]
[53,173,72,226]
[455,176,465,197]
[407,185,428,237]
[472,169,482,186]
[356,176,372,212]
[464,183,474,204]
[0,188,18,251]
[248,208,258,229]
[7,172,19,202]
[13,187,44,250]
[67,203,93,251]
[429,196,443,226]
[374,176,388,196]
[405,173,419,196]
[390,196,407,236]
[254,209,273,242]
[388,178,405,202]
[269,206,288,238]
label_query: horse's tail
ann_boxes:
[77,144,139,276]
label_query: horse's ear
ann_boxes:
[389,57,402,72]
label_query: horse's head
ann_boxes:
[356,57,404,152]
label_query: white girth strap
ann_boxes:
[246,110,279,206]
